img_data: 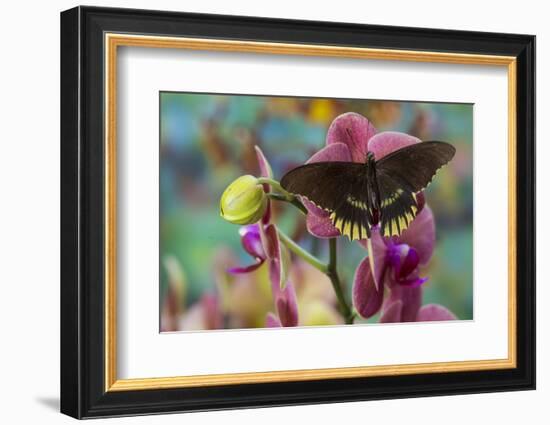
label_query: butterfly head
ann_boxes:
[365,151,376,164]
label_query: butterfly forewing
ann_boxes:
[280,162,372,240]
[375,141,456,193]
[375,141,455,237]
[280,162,357,210]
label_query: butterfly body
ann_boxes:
[280,141,455,240]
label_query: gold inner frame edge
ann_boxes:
[104,33,518,392]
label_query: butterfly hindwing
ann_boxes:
[329,192,372,240]
[280,162,371,240]
[376,174,419,237]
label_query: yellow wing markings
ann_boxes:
[345,196,369,210]
[381,193,418,237]
[291,191,371,241]
[380,188,404,208]
[330,212,369,241]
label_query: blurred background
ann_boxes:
[159,92,473,332]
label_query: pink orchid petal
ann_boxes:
[254,146,273,224]
[399,287,422,322]
[263,224,289,289]
[256,146,272,223]
[263,224,279,260]
[255,145,273,179]
[228,225,266,274]
[201,294,223,329]
[306,212,340,238]
[415,191,426,213]
[240,225,265,259]
[367,131,421,160]
[302,198,330,217]
[326,112,377,163]
[379,300,403,323]
[386,285,422,322]
[275,282,299,327]
[398,275,429,287]
[416,304,457,322]
[262,199,272,225]
[266,312,282,327]
[352,257,384,319]
[361,226,387,291]
[227,260,264,275]
[397,246,420,280]
[269,259,281,291]
[306,142,352,164]
[398,205,435,265]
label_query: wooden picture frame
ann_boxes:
[60,6,535,419]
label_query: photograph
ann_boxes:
[159,92,474,332]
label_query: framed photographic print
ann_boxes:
[60,6,535,419]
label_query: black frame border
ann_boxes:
[60,6,535,419]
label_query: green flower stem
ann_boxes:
[259,176,307,214]
[327,238,354,324]
[278,231,354,325]
[257,177,293,201]
[277,230,328,274]
[267,193,307,215]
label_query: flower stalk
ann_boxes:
[258,176,308,214]
[267,193,308,215]
[327,238,354,324]
[277,229,354,324]
[277,229,327,273]
[257,177,293,200]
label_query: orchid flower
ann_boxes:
[228,147,298,327]
[265,280,299,327]
[303,112,428,239]
[222,113,458,326]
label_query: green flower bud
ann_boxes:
[220,175,268,225]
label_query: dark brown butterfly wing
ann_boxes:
[376,141,456,193]
[375,141,455,236]
[376,174,419,237]
[280,162,372,240]
[280,142,455,239]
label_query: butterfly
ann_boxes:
[280,141,456,240]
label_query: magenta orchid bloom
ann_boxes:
[229,224,300,328]
[353,207,457,322]
[229,222,299,328]
[227,224,266,274]
[265,280,299,327]
[227,146,275,275]
[353,206,435,320]
[303,112,426,238]
[304,112,375,237]
[352,198,457,323]
[229,146,299,327]
[255,145,273,225]
[308,112,457,322]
